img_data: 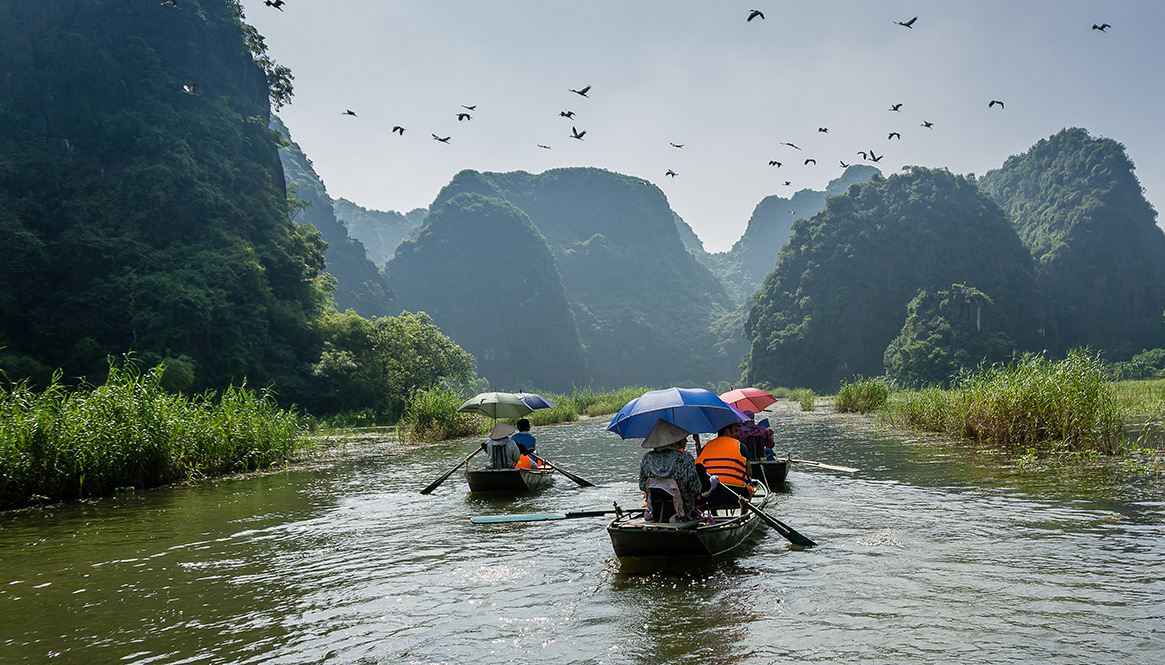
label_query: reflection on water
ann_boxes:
[2,413,1163,664]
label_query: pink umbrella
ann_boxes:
[719,388,777,413]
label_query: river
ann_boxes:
[2,407,1163,664]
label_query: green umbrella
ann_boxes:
[457,392,534,420]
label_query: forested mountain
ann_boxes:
[386,193,587,390]
[978,128,1165,359]
[743,167,1040,392]
[399,167,739,388]
[333,198,426,266]
[272,116,391,317]
[693,165,880,303]
[0,0,328,394]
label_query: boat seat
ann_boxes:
[743,435,768,461]
[644,477,685,523]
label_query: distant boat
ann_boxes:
[465,467,554,493]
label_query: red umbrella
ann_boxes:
[719,388,777,413]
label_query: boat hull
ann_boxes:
[607,486,770,557]
[465,467,554,493]
[751,460,789,490]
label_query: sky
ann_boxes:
[239,0,1165,253]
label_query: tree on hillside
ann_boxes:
[884,284,1016,388]
[978,128,1165,358]
[743,167,1039,392]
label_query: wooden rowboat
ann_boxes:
[606,483,770,557]
[465,467,555,493]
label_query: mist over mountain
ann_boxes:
[273,116,391,317]
[386,192,587,390]
[692,165,880,303]
[979,128,1165,359]
[392,167,739,388]
[333,198,426,266]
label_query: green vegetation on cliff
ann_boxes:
[0,0,328,394]
[979,128,1165,359]
[744,167,1039,392]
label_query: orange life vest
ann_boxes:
[517,454,539,469]
[696,436,750,487]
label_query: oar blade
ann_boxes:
[471,513,567,524]
[739,499,816,547]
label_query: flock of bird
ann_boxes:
[166,3,1115,195]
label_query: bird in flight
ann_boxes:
[343,109,357,116]
[857,151,868,160]
[989,99,1005,109]
[804,158,816,165]
[818,127,829,133]
[670,142,684,148]
[889,103,903,112]
[780,142,801,150]
[457,113,471,121]
[462,105,476,111]
[569,85,591,97]
[747,10,765,22]
[921,120,934,128]
[432,134,451,143]
[537,144,551,150]
[839,160,850,168]
[782,181,791,186]
[264,0,284,10]
[888,132,901,140]
[768,161,782,167]
[895,16,918,29]
[392,126,405,135]
[560,111,575,119]
[665,170,678,177]
[869,151,883,162]
[1092,23,1111,32]
[570,126,586,140]
[181,83,198,95]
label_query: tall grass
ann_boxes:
[400,386,485,442]
[399,385,654,442]
[790,388,817,411]
[835,377,891,413]
[880,350,1125,454]
[0,363,305,509]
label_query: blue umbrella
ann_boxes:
[514,392,556,410]
[606,387,746,439]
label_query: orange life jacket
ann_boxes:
[696,436,750,487]
[517,454,539,469]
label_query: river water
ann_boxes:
[2,407,1164,664]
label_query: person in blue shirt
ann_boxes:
[511,418,537,456]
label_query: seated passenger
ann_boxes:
[510,418,537,456]
[482,422,521,469]
[638,419,701,522]
[737,411,775,460]
[696,421,754,509]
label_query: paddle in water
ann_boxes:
[737,496,816,547]
[790,458,859,473]
[532,456,595,487]
[419,447,482,495]
[471,509,622,524]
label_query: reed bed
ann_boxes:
[879,351,1125,454]
[834,377,891,414]
[0,364,305,509]
[790,388,817,411]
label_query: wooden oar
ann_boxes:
[790,458,860,473]
[419,447,482,495]
[471,509,622,524]
[532,456,595,488]
[737,496,816,547]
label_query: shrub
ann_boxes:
[790,388,816,411]
[835,377,891,413]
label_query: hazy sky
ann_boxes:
[240,1,1165,252]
